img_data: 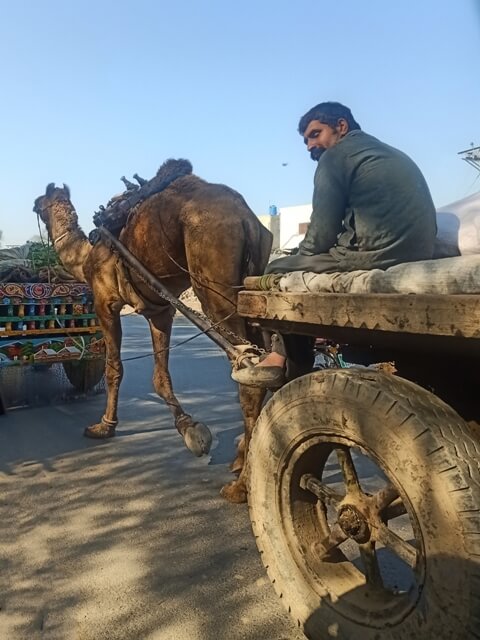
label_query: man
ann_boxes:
[233,101,437,387]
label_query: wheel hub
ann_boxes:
[338,504,371,543]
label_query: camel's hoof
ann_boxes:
[184,423,212,456]
[84,423,116,439]
[220,480,247,504]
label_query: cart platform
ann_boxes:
[238,277,480,356]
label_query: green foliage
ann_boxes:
[27,242,61,271]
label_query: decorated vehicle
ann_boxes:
[0,246,105,410]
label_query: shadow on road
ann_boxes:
[0,316,302,640]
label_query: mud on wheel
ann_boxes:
[62,358,105,392]
[248,369,480,640]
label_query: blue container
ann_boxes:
[269,205,278,216]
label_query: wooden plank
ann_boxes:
[0,327,100,339]
[237,291,480,339]
[0,314,98,322]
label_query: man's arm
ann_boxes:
[298,154,347,256]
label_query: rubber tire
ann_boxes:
[62,358,105,392]
[248,368,480,640]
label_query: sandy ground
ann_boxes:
[0,316,306,640]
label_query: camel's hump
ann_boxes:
[155,159,193,183]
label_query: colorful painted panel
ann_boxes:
[0,333,104,366]
[0,282,93,300]
[0,281,104,367]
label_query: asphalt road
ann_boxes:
[0,314,306,640]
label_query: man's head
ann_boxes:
[298,102,361,161]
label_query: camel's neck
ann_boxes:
[47,202,91,282]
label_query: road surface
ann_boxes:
[0,314,306,640]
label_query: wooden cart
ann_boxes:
[87,227,480,638]
[237,279,480,640]
[0,281,105,411]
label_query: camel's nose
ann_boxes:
[33,198,43,214]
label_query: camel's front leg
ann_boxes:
[149,311,212,456]
[220,384,265,503]
[84,309,123,439]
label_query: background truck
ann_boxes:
[0,243,105,412]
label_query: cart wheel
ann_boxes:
[62,359,105,392]
[248,369,480,640]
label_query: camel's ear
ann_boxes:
[63,183,71,198]
[46,182,56,196]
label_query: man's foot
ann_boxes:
[231,364,286,388]
[231,350,286,388]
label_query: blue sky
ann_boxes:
[1,0,479,246]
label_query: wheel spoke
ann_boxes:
[315,493,330,532]
[300,474,345,505]
[382,497,408,521]
[374,483,400,511]
[359,541,384,589]
[312,523,348,559]
[374,483,408,521]
[335,447,362,494]
[376,523,417,567]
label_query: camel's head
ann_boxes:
[33,183,72,226]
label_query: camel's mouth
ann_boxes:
[33,196,48,220]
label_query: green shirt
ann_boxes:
[298,130,437,270]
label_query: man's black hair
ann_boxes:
[298,101,361,134]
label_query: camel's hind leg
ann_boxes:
[217,383,266,503]
[185,259,266,502]
[148,307,212,456]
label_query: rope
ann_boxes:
[120,310,237,362]
[36,213,52,284]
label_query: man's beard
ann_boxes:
[310,147,325,161]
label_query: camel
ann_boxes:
[33,161,272,503]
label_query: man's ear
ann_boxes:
[336,118,350,136]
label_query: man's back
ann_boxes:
[303,130,437,269]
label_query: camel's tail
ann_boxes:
[241,217,273,281]
[237,217,272,348]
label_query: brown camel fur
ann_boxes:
[33,173,272,503]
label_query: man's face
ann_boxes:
[302,119,347,161]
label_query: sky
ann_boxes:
[1,0,479,246]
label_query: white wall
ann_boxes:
[278,204,311,249]
[257,214,280,250]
